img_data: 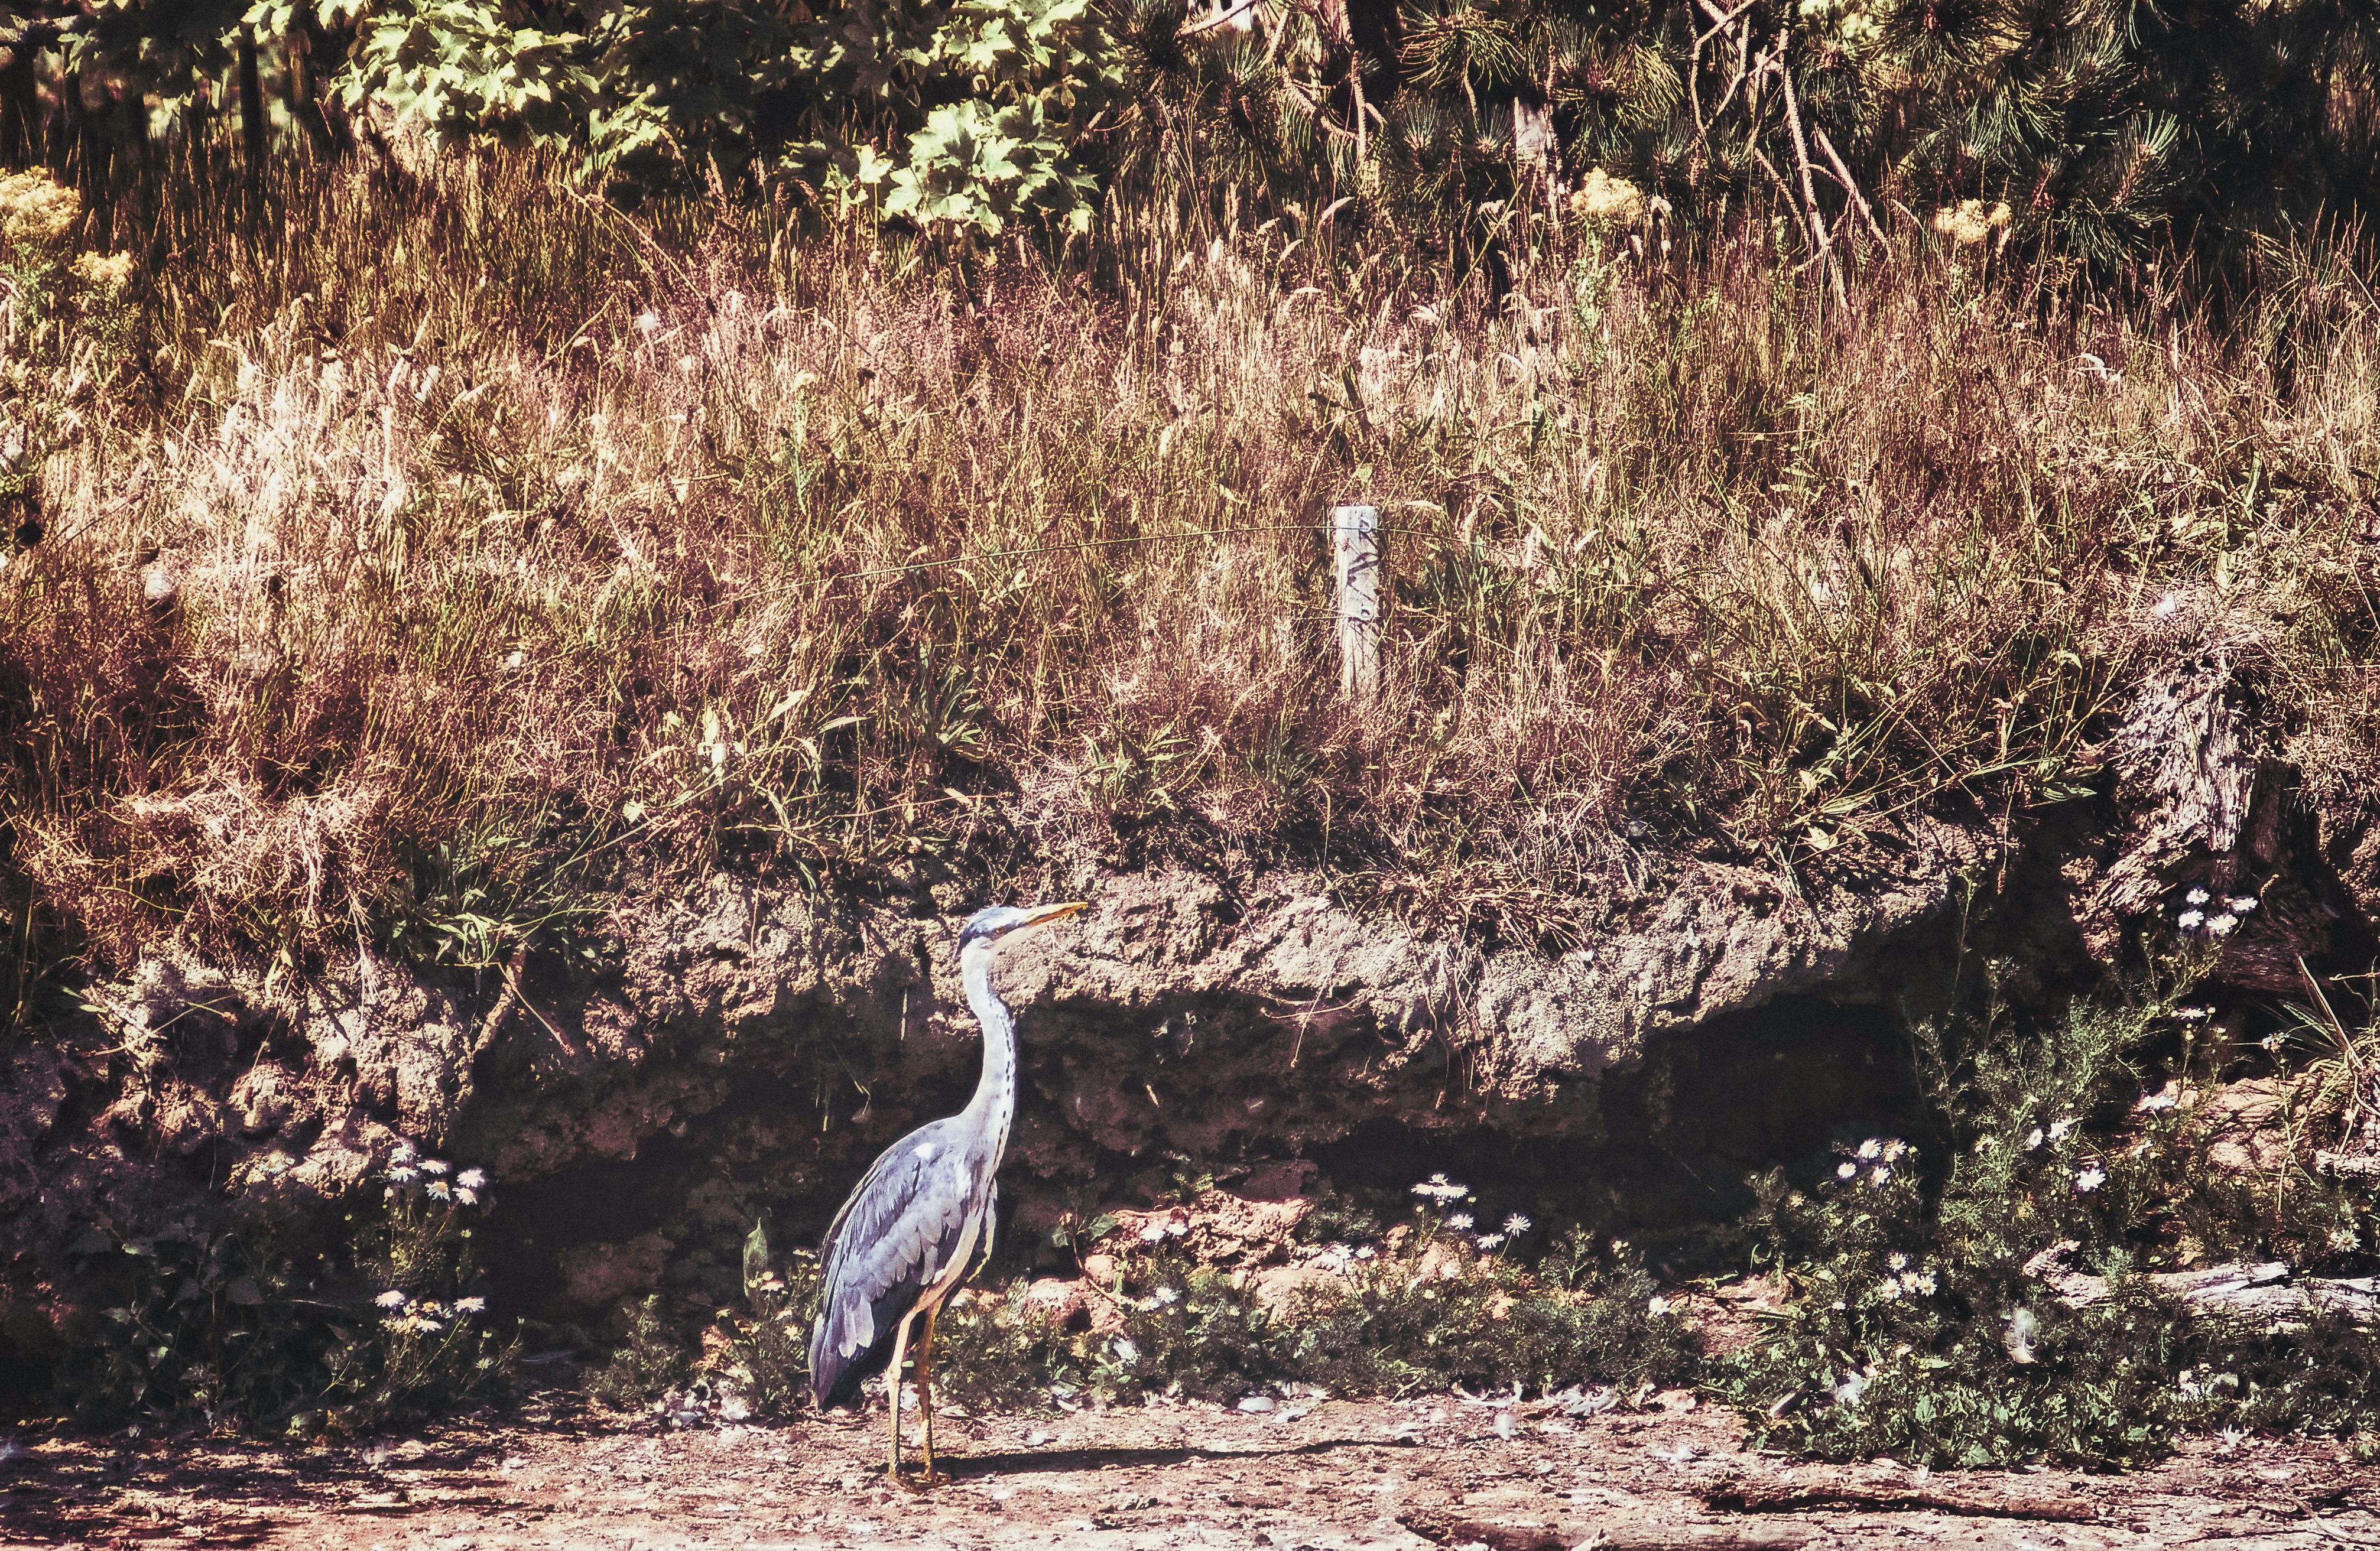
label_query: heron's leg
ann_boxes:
[884,1311,918,1484]
[916,1305,941,1485]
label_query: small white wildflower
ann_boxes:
[2261,1032,2286,1054]
[634,310,661,336]
[1167,1220,1188,1238]
[389,1140,417,1163]
[1833,1371,1868,1406]
[455,1296,487,1314]
[1869,1166,1893,1186]
[1648,1296,1671,1316]
[1154,1286,1180,1306]
[1858,1139,1882,1160]
[2186,887,2210,906]
[1877,1280,1903,1302]
[2004,1306,2040,1364]
[2174,1006,2212,1021]
[2177,909,2205,930]
[454,1186,479,1207]
[1446,1212,1474,1232]
[1910,1273,1937,1296]
[1140,1223,1168,1243]
[1353,1246,1376,1261]
[1837,1162,1859,1179]
[456,1168,487,1189]
[420,1159,450,1177]
[375,1290,408,1309]
[2137,1090,2180,1113]
[2075,1165,2106,1193]
[2226,896,2258,914]
[2206,913,2238,937]
[415,1318,444,1335]
[2025,1127,2045,1151]
[1881,1139,1908,1162]
[426,1181,452,1202]
[1886,1251,1910,1271]
[2329,1228,2360,1254]
[1504,1214,1531,1236]
[1475,1233,1506,1251]
[386,1166,420,1186]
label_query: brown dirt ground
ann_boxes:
[5,1394,2374,1551]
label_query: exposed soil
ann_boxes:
[5,1400,2372,1550]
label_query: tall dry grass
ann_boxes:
[4,151,2378,1005]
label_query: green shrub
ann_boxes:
[59,1142,515,1432]
[1720,968,2380,1467]
[585,1295,696,1411]
[929,1212,1699,1410]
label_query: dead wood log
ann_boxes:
[1701,1478,2100,1523]
[2021,1240,2380,1328]
[1398,1512,1811,1550]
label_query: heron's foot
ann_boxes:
[890,1466,950,1494]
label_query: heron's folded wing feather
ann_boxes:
[808,1132,978,1403]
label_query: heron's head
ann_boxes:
[957,899,1089,951]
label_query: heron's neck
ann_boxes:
[959,944,1017,1131]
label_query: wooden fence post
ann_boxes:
[1332,503,1381,702]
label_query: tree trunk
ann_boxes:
[238,27,266,232]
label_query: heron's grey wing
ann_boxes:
[807,1128,980,1408]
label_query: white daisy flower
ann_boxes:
[1446,1212,1474,1231]
[1504,1214,1531,1236]
[2226,896,2258,914]
[1837,1162,1859,1179]
[2186,887,2210,905]
[375,1290,408,1309]
[2177,909,2205,930]
[456,1168,488,1189]
[2075,1166,2106,1192]
[2206,913,2238,936]
[456,1297,487,1315]
[2025,1128,2045,1151]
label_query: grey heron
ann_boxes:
[808,899,1087,1487]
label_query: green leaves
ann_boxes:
[887,97,1096,234]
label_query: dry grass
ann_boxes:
[4,151,2379,1000]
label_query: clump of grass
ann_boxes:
[1720,966,2380,1467]
[6,149,2378,997]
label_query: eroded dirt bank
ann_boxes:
[6,609,2377,1361]
[5,1397,2373,1550]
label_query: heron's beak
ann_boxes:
[1015,900,1089,932]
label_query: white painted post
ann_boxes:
[1332,503,1381,702]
